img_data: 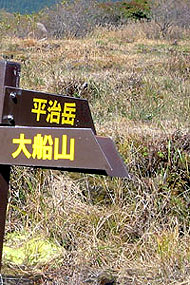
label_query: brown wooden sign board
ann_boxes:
[2,87,96,134]
[0,126,127,178]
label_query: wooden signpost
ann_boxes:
[0,61,128,278]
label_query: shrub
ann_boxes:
[43,0,114,38]
[150,0,190,37]
[43,0,151,39]
[100,0,151,22]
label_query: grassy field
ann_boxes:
[1,22,190,284]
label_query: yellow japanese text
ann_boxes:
[12,133,75,161]
[31,98,76,126]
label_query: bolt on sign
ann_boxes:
[0,61,128,276]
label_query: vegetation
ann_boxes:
[0,0,190,284]
[100,0,151,21]
[0,0,190,39]
[0,0,150,16]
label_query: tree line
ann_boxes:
[0,0,189,39]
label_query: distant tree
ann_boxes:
[44,0,117,38]
[100,0,151,22]
[150,0,190,37]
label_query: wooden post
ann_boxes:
[0,61,20,272]
[0,166,10,271]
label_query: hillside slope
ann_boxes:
[1,21,190,284]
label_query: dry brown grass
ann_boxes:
[1,24,190,284]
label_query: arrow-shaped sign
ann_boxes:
[0,126,128,178]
